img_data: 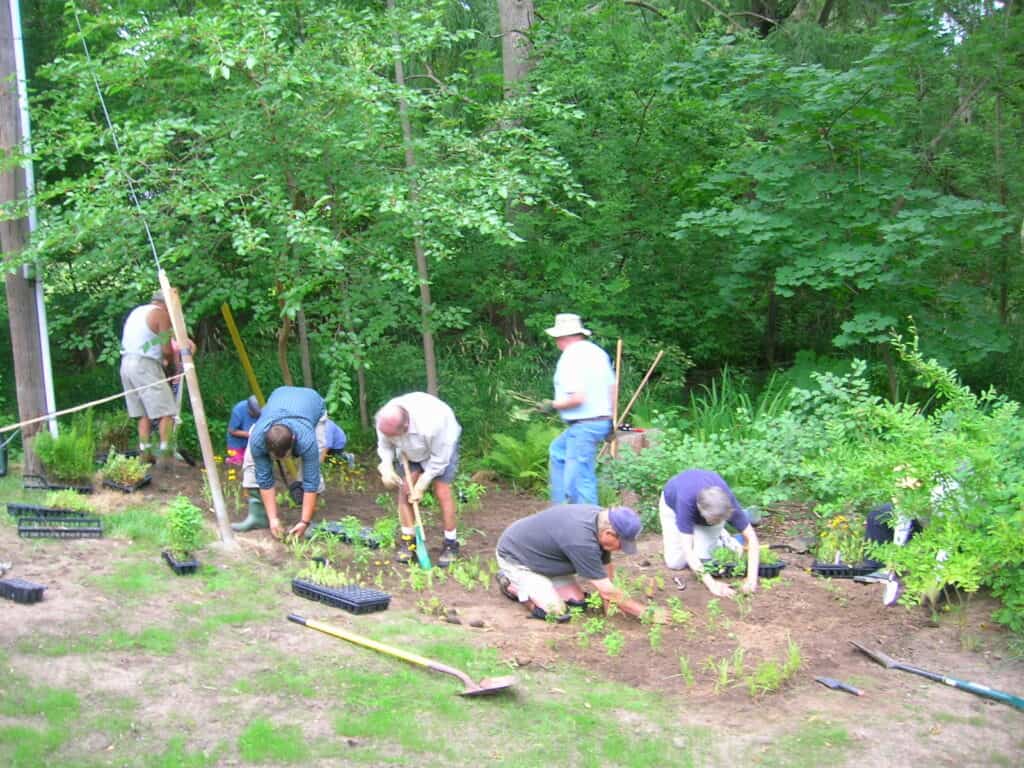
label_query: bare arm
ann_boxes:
[680,532,735,597]
[740,525,760,593]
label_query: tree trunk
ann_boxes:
[389,0,438,395]
[763,280,778,368]
[498,0,534,96]
[297,308,313,387]
[357,364,368,429]
[881,344,899,403]
[994,93,1009,325]
[1,2,44,476]
[277,314,294,386]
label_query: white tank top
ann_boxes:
[121,304,162,359]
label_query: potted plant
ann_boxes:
[100,451,151,492]
[163,496,205,575]
[32,414,96,492]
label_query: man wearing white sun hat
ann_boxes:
[541,313,615,506]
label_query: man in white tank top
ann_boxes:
[120,291,177,458]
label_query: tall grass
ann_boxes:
[685,368,792,440]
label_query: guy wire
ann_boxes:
[70,2,162,274]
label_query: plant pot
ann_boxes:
[291,578,390,614]
[162,550,200,575]
[810,561,878,578]
[0,578,46,604]
[101,475,152,493]
[17,515,103,539]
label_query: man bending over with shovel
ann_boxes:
[376,392,462,567]
[496,504,667,623]
[234,386,329,539]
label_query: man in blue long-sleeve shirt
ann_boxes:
[234,386,327,538]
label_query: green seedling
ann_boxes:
[677,655,696,687]
[648,622,663,651]
[707,656,732,693]
[603,630,625,657]
[735,592,753,619]
[165,495,205,559]
[665,596,692,625]
[706,598,723,633]
[731,646,746,678]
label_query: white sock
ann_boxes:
[444,529,457,541]
[139,443,147,452]
[159,442,168,451]
[401,526,414,536]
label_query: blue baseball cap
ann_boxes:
[608,507,641,554]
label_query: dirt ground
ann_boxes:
[3,457,1024,766]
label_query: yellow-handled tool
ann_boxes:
[287,614,516,696]
[400,454,433,570]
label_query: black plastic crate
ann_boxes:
[703,560,787,579]
[7,503,93,519]
[0,578,46,604]
[810,561,878,578]
[18,515,103,539]
[162,550,200,575]
[291,578,390,614]
[102,475,152,493]
[22,474,93,494]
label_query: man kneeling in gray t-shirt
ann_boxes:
[496,504,667,624]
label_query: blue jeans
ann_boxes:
[549,419,611,505]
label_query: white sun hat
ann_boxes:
[545,313,592,338]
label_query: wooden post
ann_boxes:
[220,303,266,403]
[610,338,622,459]
[0,1,45,476]
[160,271,235,546]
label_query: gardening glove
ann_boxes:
[536,399,557,415]
[408,473,432,504]
[378,461,401,489]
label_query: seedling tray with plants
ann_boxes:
[102,475,152,493]
[18,515,103,539]
[810,562,878,578]
[0,578,47,604]
[7,503,93,519]
[705,547,787,579]
[22,474,94,494]
[308,520,381,549]
[162,550,200,575]
[291,578,391,614]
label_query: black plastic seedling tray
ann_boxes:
[291,578,391,614]
[810,561,878,578]
[758,561,786,578]
[7,503,93,519]
[703,560,787,579]
[102,475,152,493]
[22,474,93,494]
[307,521,381,549]
[162,550,200,575]
[18,515,103,539]
[0,578,47,604]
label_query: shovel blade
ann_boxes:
[458,675,518,697]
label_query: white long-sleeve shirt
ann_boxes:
[376,392,462,482]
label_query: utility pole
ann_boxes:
[1,0,47,475]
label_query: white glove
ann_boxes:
[378,461,401,489]
[408,473,432,504]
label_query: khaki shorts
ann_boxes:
[495,552,577,614]
[242,414,328,491]
[120,355,176,419]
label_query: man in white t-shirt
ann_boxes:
[541,314,615,506]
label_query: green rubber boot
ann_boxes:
[232,490,269,532]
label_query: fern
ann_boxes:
[482,422,560,492]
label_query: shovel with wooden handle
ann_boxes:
[400,454,432,570]
[288,614,516,696]
[850,641,1024,711]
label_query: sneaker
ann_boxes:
[495,571,517,602]
[854,569,893,585]
[528,605,571,623]
[394,534,416,565]
[437,539,460,568]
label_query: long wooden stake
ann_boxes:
[599,349,663,461]
[221,303,265,404]
[161,271,235,546]
[610,338,622,459]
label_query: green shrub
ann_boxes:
[33,413,96,482]
[165,496,206,557]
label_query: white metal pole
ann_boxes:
[10,0,57,436]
